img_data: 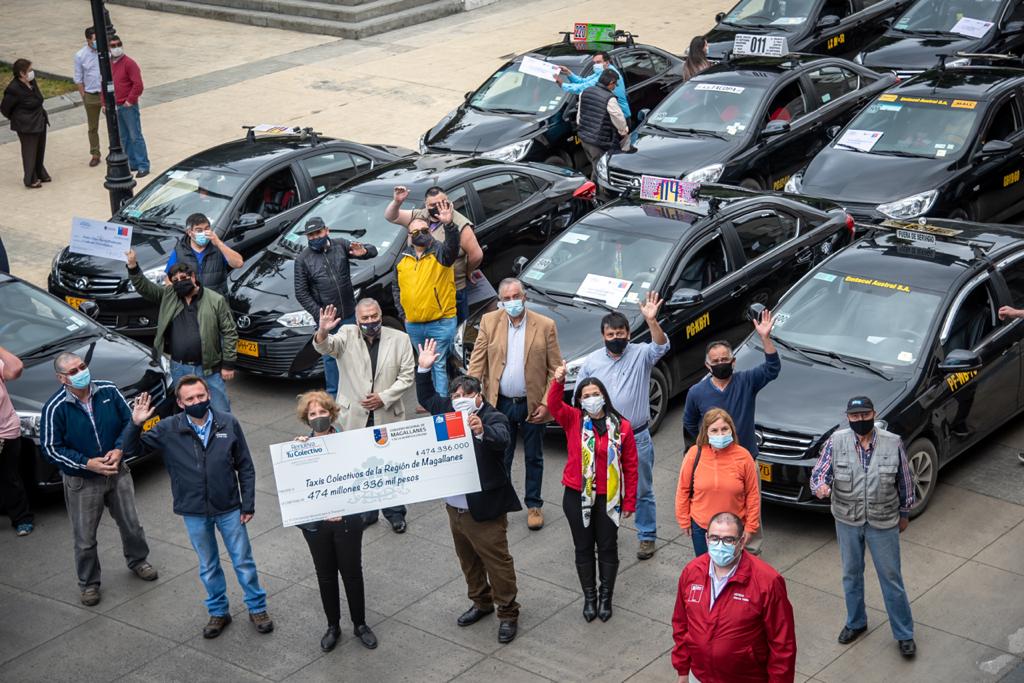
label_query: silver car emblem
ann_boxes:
[75,276,89,290]
[237,315,251,329]
[630,177,641,188]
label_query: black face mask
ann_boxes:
[604,337,628,355]
[360,320,382,337]
[184,400,210,419]
[849,418,874,436]
[709,362,733,380]
[309,416,332,434]
[173,279,194,298]
[428,206,441,220]
[411,232,433,248]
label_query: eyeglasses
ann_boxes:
[706,535,740,546]
[60,364,88,376]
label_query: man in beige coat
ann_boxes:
[313,298,415,532]
[468,278,561,530]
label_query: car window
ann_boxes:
[1000,254,1024,303]
[983,98,1019,143]
[893,0,1002,33]
[119,167,247,230]
[446,185,476,224]
[618,51,656,86]
[279,190,402,253]
[732,211,799,261]
[242,166,301,218]
[513,174,538,199]
[839,96,980,157]
[765,81,808,124]
[855,0,885,10]
[649,51,671,74]
[943,280,996,353]
[807,65,860,106]
[0,281,96,356]
[674,233,731,292]
[1008,1,1024,22]
[300,152,372,196]
[472,174,522,221]
[822,0,853,19]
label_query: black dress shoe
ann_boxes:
[389,519,407,534]
[899,639,917,657]
[354,624,378,649]
[838,625,867,644]
[135,170,149,178]
[497,620,517,644]
[457,605,494,627]
[320,624,341,652]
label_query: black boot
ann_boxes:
[576,561,598,622]
[597,560,618,622]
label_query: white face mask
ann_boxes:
[580,395,605,416]
[110,47,124,58]
[25,70,35,82]
[451,396,479,415]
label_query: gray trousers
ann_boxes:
[63,465,150,589]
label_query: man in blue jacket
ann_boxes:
[556,52,631,120]
[39,352,157,607]
[125,375,273,639]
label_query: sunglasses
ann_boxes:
[409,227,431,236]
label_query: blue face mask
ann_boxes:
[709,433,733,450]
[308,236,329,252]
[69,368,91,390]
[90,41,97,50]
[193,232,210,247]
[593,63,604,73]
[500,299,525,317]
[708,540,737,567]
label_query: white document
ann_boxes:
[733,34,789,57]
[269,414,481,527]
[576,273,633,308]
[836,129,883,152]
[518,56,560,82]
[69,217,133,262]
[950,17,994,38]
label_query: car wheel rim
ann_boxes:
[649,378,664,425]
[909,449,934,506]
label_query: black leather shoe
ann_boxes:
[320,624,340,652]
[497,620,517,644]
[899,639,917,657]
[389,519,407,534]
[457,605,494,627]
[354,624,378,649]
[838,625,867,644]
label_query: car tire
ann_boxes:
[906,437,938,518]
[543,154,570,168]
[648,366,669,434]
[740,177,762,191]
[948,207,971,221]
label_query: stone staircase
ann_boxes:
[107,0,465,39]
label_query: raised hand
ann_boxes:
[467,414,483,436]
[319,305,338,334]
[349,242,368,257]
[417,338,439,369]
[640,291,663,321]
[393,185,409,204]
[437,199,454,225]
[125,249,138,269]
[131,392,155,426]
[753,308,776,338]
[553,360,567,383]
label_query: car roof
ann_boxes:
[334,154,558,197]
[896,67,1024,101]
[694,53,833,86]
[524,39,669,67]
[173,135,345,174]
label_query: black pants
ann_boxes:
[581,141,610,182]
[17,130,48,186]
[0,438,32,527]
[301,517,366,627]
[562,487,618,565]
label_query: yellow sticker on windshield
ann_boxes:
[945,370,977,392]
[879,93,898,102]
[951,99,977,109]
[897,96,950,107]
[844,275,911,293]
[686,312,711,339]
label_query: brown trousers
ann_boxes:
[446,504,520,621]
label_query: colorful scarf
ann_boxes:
[581,412,623,528]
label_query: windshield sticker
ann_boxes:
[821,93,831,103]
[936,149,947,158]
[774,313,790,326]
[945,370,978,392]
[897,351,914,362]
[694,83,746,94]
[641,281,651,289]
[658,116,679,124]
[837,129,883,152]
[686,312,711,340]
[879,93,898,102]
[624,292,640,304]
[124,208,142,218]
[167,170,187,179]
[524,270,545,280]
[770,16,805,25]
[577,273,633,308]
[317,185,326,193]
[844,275,910,293]
[878,103,902,112]
[895,18,909,29]
[866,336,886,344]
[380,241,391,248]
[561,232,590,244]
[538,106,547,112]
[814,272,837,282]
[950,17,994,38]
[534,257,552,271]
[951,99,977,109]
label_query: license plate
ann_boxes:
[758,462,772,482]
[65,296,90,310]
[142,415,160,432]
[236,340,259,357]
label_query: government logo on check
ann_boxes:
[434,413,466,441]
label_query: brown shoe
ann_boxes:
[89,156,100,167]
[131,561,159,581]
[203,614,232,639]
[636,540,657,560]
[80,586,100,606]
[249,610,274,634]
[527,508,544,530]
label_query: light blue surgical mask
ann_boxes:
[69,368,91,390]
[708,540,737,567]
[193,232,210,247]
[709,433,733,450]
[500,299,525,318]
[593,63,605,73]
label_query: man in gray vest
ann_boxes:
[811,396,916,658]
[165,213,243,296]
[575,69,629,179]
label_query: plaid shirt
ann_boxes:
[810,430,915,517]
[188,410,213,447]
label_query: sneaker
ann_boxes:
[527,508,544,530]
[636,540,656,560]
[131,562,159,581]
[80,586,101,606]
[203,614,232,639]
[15,523,33,537]
[249,610,274,634]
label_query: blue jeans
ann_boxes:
[321,315,353,397]
[455,289,469,324]
[497,396,545,509]
[633,427,656,542]
[170,361,231,413]
[835,520,914,641]
[691,521,708,557]
[115,104,149,173]
[405,316,457,395]
[183,511,267,616]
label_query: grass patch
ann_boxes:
[0,62,78,99]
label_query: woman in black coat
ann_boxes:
[0,59,50,188]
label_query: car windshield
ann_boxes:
[279,190,404,253]
[892,0,1002,34]
[835,96,980,157]
[470,64,565,114]
[647,80,767,136]
[0,281,97,356]
[521,224,675,307]
[722,0,818,30]
[119,167,247,230]
[772,269,943,367]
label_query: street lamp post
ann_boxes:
[90,0,135,214]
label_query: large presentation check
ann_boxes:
[269,413,481,526]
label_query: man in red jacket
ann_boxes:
[108,35,149,177]
[672,511,796,683]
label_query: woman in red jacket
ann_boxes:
[549,362,638,623]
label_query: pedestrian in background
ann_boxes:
[468,277,561,530]
[557,51,631,120]
[548,362,637,622]
[292,390,378,652]
[39,352,157,607]
[164,213,243,296]
[312,299,414,532]
[1,59,50,188]
[107,35,149,178]
[73,27,103,167]
[811,396,917,658]
[126,379,273,639]
[675,408,760,557]
[0,345,32,536]
[294,216,378,398]
[683,36,711,81]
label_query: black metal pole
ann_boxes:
[90,0,135,214]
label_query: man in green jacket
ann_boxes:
[127,249,238,412]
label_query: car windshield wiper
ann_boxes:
[479,106,533,115]
[871,149,932,159]
[522,281,560,305]
[833,142,867,153]
[127,216,180,230]
[643,122,684,136]
[676,127,728,140]
[331,229,367,238]
[802,346,893,380]
[539,286,617,312]
[772,336,842,368]
[22,332,98,358]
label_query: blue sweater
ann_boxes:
[40,381,132,478]
[682,352,781,457]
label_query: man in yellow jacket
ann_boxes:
[392,200,460,393]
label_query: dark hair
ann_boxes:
[598,69,619,87]
[12,59,31,78]
[424,186,445,199]
[708,511,744,537]
[706,339,732,357]
[85,27,96,39]
[573,377,623,419]
[109,34,122,45]
[450,375,482,396]
[175,374,209,399]
[600,312,630,334]
[167,263,195,279]
[683,36,710,81]
[595,51,612,62]
[186,213,210,230]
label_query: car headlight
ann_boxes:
[276,310,316,328]
[17,412,41,439]
[684,163,724,184]
[51,247,64,272]
[127,266,167,293]
[480,139,533,162]
[418,133,429,155]
[595,153,610,185]
[453,321,466,365]
[784,172,803,193]
[877,190,938,219]
[947,57,970,68]
[874,419,888,431]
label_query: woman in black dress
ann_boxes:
[0,59,50,188]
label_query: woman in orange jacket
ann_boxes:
[675,407,761,557]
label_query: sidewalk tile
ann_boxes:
[0,584,96,666]
[121,644,271,682]
[900,484,1024,558]
[451,657,554,682]
[974,520,1024,576]
[616,540,694,626]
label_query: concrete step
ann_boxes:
[187,0,442,23]
[107,0,464,39]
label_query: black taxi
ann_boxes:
[456,183,855,432]
[788,62,1024,222]
[735,219,1024,515]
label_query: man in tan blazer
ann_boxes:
[468,278,561,530]
[313,298,415,532]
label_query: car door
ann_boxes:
[972,94,1024,221]
[722,206,804,306]
[991,0,1024,56]
[807,0,856,55]
[749,76,819,189]
[615,49,665,116]
[223,162,305,257]
[465,172,546,280]
[297,149,374,197]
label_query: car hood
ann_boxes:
[734,343,909,436]
[425,105,549,153]
[859,33,983,71]
[608,132,736,177]
[56,226,180,279]
[801,147,951,204]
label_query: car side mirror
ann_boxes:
[512,256,528,276]
[637,108,651,124]
[826,124,842,139]
[666,288,703,309]
[1004,20,1024,34]
[464,91,473,100]
[715,11,726,22]
[977,139,1013,159]
[747,302,766,323]
[78,300,99,319]
[763,119,791,137]
[937,348,982,373]
[234,213,265,231]
[818,14,841,29]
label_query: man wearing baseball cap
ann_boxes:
[810,396,917,658]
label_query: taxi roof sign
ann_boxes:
[570,22,616,42]
[639,175,699,205]
[733,34,789,57]
[879,219,963,239]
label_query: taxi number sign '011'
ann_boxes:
[733,34,789,57]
